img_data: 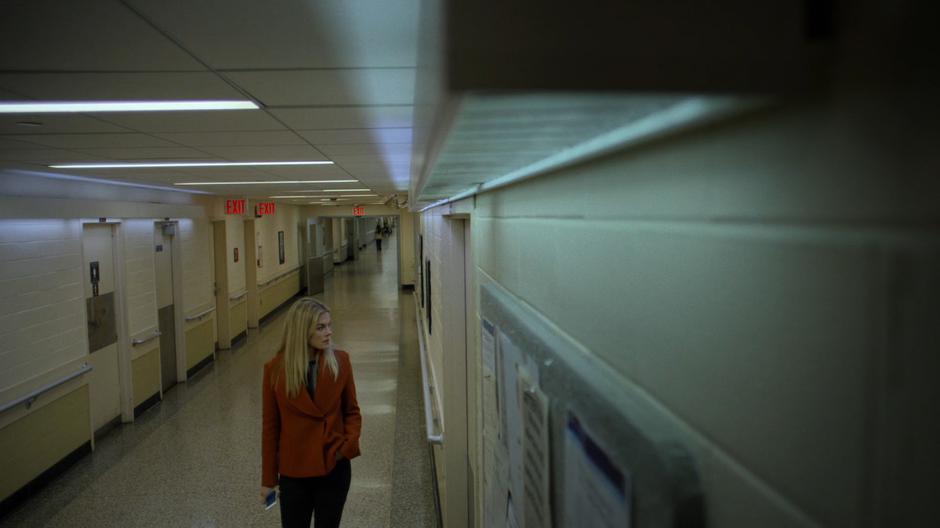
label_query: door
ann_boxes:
[83,223,122,433]
[213,221,231,349]
[154,224,177,392]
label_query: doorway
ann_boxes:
[154,223,178,393]
[82,223,124,434]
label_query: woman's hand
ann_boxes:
[260,486,276,505]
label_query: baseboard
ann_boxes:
[133,392,161,418]
[93,415,121,442]
[0,441,92,519]
[230,330,247,347]
[186,354,214,379]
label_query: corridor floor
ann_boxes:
[0,230,437,527]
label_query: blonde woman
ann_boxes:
[260,297,361,528]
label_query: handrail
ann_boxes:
[185,306,215,322]
[0,364,93,414]
[132,330,161,346]
[414,293,443,444]
[258,266,301,288]
[229,290,247,302]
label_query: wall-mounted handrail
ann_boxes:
[132,330,161,346]
[414,294,443,444]
[258,266,301,289]
[185,306,215,322]
[0,364,93,414]
[229,290,248,302]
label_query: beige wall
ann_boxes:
[420,90,939,526]
[0,186,214,502]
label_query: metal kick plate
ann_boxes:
[86,292,117,352]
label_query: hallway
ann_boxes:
[0,230,436,528]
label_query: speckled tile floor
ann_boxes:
[0,233,438,527]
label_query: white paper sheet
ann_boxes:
[498,332,526,516]
[563,411,631,528]
[520,370,552,528]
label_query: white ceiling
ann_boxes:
[0,0,419,207]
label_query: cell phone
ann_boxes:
[264,489,278,511]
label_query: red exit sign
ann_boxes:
[353,206,364,216]
[225,199,245,215]
[255,202,276,216]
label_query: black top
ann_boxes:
[306,355,318,400]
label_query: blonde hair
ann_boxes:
[277,297,339,398]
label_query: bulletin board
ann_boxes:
[480,282,704,527]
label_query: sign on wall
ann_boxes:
[226,199,246,215]
[255,202,276,216]
[353,206,364,216]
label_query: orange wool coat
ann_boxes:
[262,349,362,487]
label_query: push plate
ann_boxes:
[86,292,117,352]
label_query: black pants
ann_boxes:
[279,459,351,528]
[375,239,382,251]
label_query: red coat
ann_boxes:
[262,349,362,487]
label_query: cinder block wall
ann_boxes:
[422,91,938,526]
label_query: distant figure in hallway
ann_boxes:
[261,297,362,528]
[375,221,384,251]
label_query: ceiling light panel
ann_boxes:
[174,180,356,185]
[0,100,258,113]
[51,161,335,169]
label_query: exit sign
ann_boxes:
[255,202,276,216]
[225,199,246,215]
[353,206,364,216]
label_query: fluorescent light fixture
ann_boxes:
[1,100,259,113]
[171,179,355,186]
[52,161,334,169]
[322,188,370,192]
[270,193,376,199]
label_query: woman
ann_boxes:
[374,222,384,251]
[260,298,362,528]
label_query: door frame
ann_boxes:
[154,221,188,384]
[440,213,470,528]
[212,220,231,349]
[80,220,133,434]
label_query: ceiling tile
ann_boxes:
[71,147,213,161]
[317,143,412,157]
[196,145,328,161]
[297,128,412,145]
[0,73,244,101]
[250,165,355,179]
[271,106,412,130]
[228,69,414,106]
[0,137,44,149]
[100,111,286,133]
[0,149,99,163]
[4,133,180,149]
[153,131,307,147]
[0,0,204,71]
[0,116,130,135]
[125,0,419,69]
